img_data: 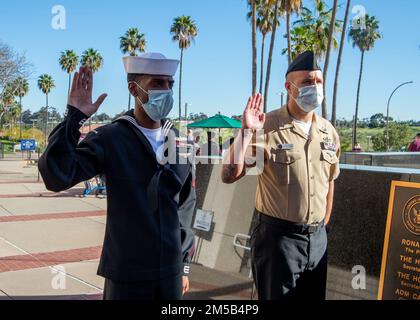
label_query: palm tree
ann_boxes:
[248,0,278,94]
[332,0,351,127]
[59,50,79,96]
[321,0,339,119]
[263,0,282,112]
[289,1,342,59]
[170,15,198,122]
[8,102,21,131]
[13,77,29,140]
[1,83,17,106]
[37,74,55,145]
[0,84,16,129]
[120,28,147,110]
[349,14,382,148]
[80,49,104,130]
[80,49,104,73]
[248,0,258,95]
[285,25,315,60]
[281,0,303,66]
[120,28,147,56]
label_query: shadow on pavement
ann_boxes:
[0,281,255,300]
[0,294,103,300]
[185,281,254,300]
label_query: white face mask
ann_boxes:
[290,82,324,113]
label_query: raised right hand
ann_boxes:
[68,66,108,117]
[242,93,266,131]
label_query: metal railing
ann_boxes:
[233,233,256,300]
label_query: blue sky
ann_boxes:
[1,0,419,121]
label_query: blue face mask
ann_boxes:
[131,82,174,122]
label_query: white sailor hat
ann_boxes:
[123,52,179,76]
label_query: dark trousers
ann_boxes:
[250,211,328,300]
[103,273,183,300]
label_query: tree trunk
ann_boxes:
[287,12,292,66]
[263,0,280,113]
[179,48,184,123]
[286,12,292,105]
[185,102,188,121]
[45,94,49,146]
[322,0,339,119]
[332,0,351,127]
[19,96,22,141]
[252,0,257,95]
[352,50,365,149]
[0,112,3,130]
[259,34,266,94]
[68,73,72,98]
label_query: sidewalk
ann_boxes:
[0,154,253,300]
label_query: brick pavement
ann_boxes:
[0,157,254,300]
[0,210,105,223]
[0,246,102,273]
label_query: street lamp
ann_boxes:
[277,92,286,107]
[31,118,39,131]
[184,102,191,122]
[386,81,414,151]
[367,136,372,152]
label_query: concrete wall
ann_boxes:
[193,163,420,300]
[193,164,256,275]
[327,165,420,299]
[341,152,420,169]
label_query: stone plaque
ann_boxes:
[378,181,420,300]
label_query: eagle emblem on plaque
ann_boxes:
[403,196,420,236]
[414,208,420,225]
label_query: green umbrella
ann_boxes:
[188,113,242,154]
[187,113,242,129]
